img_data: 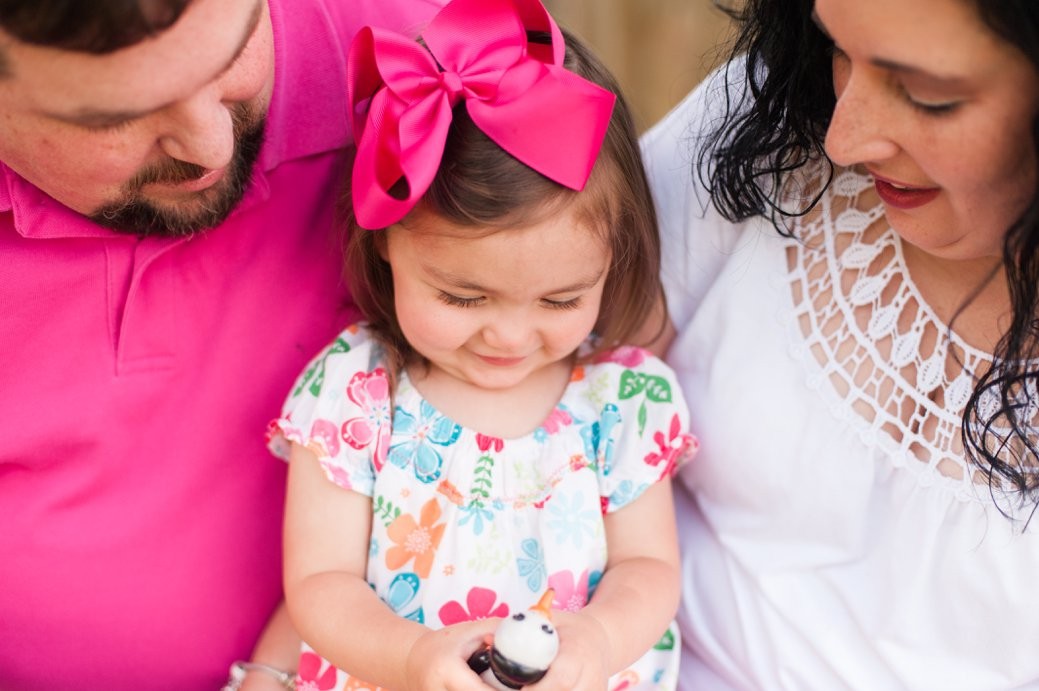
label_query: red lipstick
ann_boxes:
[870,172,940,210]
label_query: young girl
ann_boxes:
[268,0,697,688]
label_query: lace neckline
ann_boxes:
[786,167,994,494]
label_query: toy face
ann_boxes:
[494,610,560,670]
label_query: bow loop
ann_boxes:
[348,0,615,229]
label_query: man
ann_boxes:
[0,0,441,688]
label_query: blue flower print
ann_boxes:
[459,503,495,535]
[516,538,546,592]
[606,479,647,512]
[579,403,621,474]
[546,491,598,548]
[388,400,462,483]
[588,569,603,598]
[382,572,424,623]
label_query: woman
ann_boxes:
[643,0,1039,688]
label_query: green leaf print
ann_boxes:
[643,375,673,403]
[470,455,494,502]
[293,337,352,397]
[618,370,646,400]
[653,628,676,651]
[373,494,402,527]
[638,399,648,437]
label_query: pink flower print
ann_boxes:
[297,651,337,690]
[309,418,340,457]
[609,670,641,690]
[341,368,392,471]
[319,460,354,491]
[438,586,510,625]
[548,569,592,613]
[593,345,648,368]
[541,407,573,435]
[476,433,504,453]
[644,413,697,479]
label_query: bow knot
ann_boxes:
[347,0,616,229]
[437,71,466,102]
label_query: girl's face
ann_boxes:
[817,0,1039,260]
[383,205,610,393]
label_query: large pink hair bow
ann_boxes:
[347,0,617,229]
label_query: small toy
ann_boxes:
[467,589,559,690]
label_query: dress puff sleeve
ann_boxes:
[582,346,699,513]
[266,325,391,497]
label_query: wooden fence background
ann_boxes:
[543,0,734,132]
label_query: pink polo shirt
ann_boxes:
[0,1,442,688]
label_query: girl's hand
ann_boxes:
[524,610,610,691]
[404,618,501,691]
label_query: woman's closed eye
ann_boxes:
[899,83,962,116]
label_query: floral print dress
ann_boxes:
[269,325,697,690]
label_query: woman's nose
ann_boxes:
[824,60,900,167]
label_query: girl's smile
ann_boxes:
[383,203,609,408]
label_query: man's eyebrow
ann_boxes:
[53,0,263,128]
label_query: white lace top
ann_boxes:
[644,69,1039,690]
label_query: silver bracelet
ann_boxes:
[220,660,297,691]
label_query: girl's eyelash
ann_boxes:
[438,292,483,308]
[542,297,582,311]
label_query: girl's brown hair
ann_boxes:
[345,28,664,378]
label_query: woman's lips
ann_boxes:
[871,174,940,210]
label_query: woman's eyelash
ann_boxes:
[902,89,961,116]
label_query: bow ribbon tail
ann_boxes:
[349,28,456,229]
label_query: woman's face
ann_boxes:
[817,0,1039,261]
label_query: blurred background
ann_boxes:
[543,0,735,133]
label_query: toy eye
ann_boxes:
[513,613,525,621]
[541,624,554,634]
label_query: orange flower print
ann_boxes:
[343,674,387,690]
[385,498,446,578]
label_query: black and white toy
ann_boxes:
[467,589,559,690]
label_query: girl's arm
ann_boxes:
[530,479,681,691]
[282,444,495,691]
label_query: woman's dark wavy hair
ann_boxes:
[0,0,190,75]
[706,0,1039,520]
[345,28,664,384]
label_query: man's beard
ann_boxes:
[90,102,266,238]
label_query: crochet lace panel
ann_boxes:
[785,166,996,492]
